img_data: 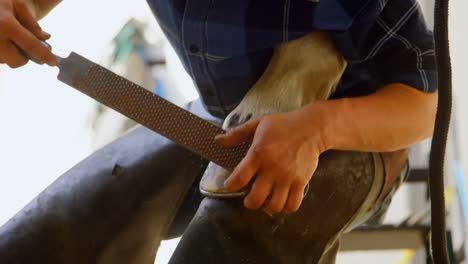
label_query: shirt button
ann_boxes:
[189,44,199,54]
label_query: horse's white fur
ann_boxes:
[223,31,347,129]
[201,31,348,195]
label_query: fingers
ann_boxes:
[226,147,309,214]
[283,182,307,213]
[244,173,273,210]
[215,118,261,147]
[263,182,290,215]
[14,1,50,40]
[224,148,260,192]
[0,2,55,67]
[8,18,56,65]
[244,173,306,214]
[223,140,309,214]
[0,39,28,68]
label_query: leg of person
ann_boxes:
[316,152,386,264]
[169,151,381,263]
[319,150,409,264]
[0,100,218,264]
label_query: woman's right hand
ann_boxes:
[0,0,56,68]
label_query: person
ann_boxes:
[0,0,437,263]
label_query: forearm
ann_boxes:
[307,83,437,153]
[28,0,61,19]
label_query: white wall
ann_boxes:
[449,0,468,168]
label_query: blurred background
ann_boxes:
[0,0,466,263]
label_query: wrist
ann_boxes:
[296,100,342,153]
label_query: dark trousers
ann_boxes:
[0,100,390,264]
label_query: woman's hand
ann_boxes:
[0,0,56,68]
[215,107,330,215]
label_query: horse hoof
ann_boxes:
[199,162,249,198]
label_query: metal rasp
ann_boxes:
[56,52,250,169]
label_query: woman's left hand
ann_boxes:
[215,107,330,215]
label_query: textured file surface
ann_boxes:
[57,52,249,169]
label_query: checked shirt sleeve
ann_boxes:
[370,0,438,93]
[333,0,438,93]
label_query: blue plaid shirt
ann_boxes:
[147,0,437,118]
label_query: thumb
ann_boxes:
[215,118,261,147]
